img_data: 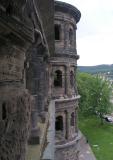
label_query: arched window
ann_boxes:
[69,28,73,45]
[55,24,61,40]
[2,102,7,120]
[70,71,74,87]
[54,70,62,87]
[55,116,63,131]
[70,112,75,126]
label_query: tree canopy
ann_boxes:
[77,72,112,124]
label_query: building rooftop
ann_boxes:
[55,1,81,23]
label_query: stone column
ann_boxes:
[0,1,35,159]
[26,45,49,144]
[75,106,78,134]
[65,65,70,96]
[0,41,32,160]
[64,110,71,140]
[74,66,78,95]
[64,110,68,139]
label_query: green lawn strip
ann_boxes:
[79,115,113,160]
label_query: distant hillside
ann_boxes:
[78,64,113,74]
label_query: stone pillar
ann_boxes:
[64,110,71,140]
[74,66,78,95]
[26,45,49,144]
[0,1,35,159]
[75,107,78,134]
[65,65,70,96]
[64,110,68,139]
[67,111,71,139]
[0,41,32,160]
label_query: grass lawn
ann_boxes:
[79,115,113,160]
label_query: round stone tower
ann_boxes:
[50,1,81,160]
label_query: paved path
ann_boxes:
[79,132,96,160]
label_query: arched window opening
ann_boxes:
[6,4,13,15]
[54,70,62,87]
[2,102,7,120]
[55,24,61,40]
[70,112,75,126]
[69,28,73,45]
[70,71,74,87]
[55,116,63,131]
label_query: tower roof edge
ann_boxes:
[55,1,81,23]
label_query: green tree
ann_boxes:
[77,72,112,124]
[77,72,94,115]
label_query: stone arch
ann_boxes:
[55,116,63,131]
[54,70,62,87]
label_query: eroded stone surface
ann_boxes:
[0,88,32,160]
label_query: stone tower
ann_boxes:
[50,1,81,160]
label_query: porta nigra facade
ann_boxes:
[51,2,81,160]
[0,0,81,160]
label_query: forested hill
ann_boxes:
[78,64,113,74]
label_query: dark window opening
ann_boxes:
[54,70,62,87]
[70,112,75,126]
[70,71,74,87]
[69,29,73,45]
[55,25,60,40]
[2,102,7,120]
[55,116,63,131]
[6,4,13,15]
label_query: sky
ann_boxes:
[57,0,113,66]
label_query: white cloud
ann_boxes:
[77,33,113,66]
